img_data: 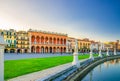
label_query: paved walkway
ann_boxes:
[4,53,72,60]
[7,59,87,81]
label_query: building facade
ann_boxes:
[16,31,29,53]
[1,29,17,53]
[67,37,93,53]
[78,38,91,52]
[1,28,119,54]
[104,40,120,51]
[28,29,67,53]
[67,37,75,53]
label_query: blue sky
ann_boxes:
[0,0,120,42]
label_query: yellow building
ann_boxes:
[104,40,120,51]
[67,37,93,53]
[78,38,91,52]
[116,40,120,51]
[1,29,16,53]
[16,31,29,53]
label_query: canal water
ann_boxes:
[81,59,120,81]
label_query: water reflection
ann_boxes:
[89,70,93,81]
[81,59,120,81]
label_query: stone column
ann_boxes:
[35,46,36,53]
[89,44,94,60]
[48,47,50,53]
[59,40,60,45]
[0,36,6,81]
[66,40,69,53]
[39,37,41,44]
[63,39,64,45]
[29,33,31,53]
[44,38,45,44]
[57,48,59,53]
[35,37,36,44]
[52,38,53,45]
[48,38,50,44]
[72,39,80,68]
[22,49,24,54]
[52,47,54,53]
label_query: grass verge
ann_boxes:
[5,54,98,80]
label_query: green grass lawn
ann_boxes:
[5,54,98,80]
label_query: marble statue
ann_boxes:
[72,39,80,68]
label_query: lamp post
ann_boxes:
[72,39,80,68]
[0,35,6,81]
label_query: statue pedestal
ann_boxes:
[89,51,94,60]
[72,52,80,68]
[99,50,102,58]
[106,51,109,56]
[114,49,117,55]
[106,48,110,56]
[114,52,117,55]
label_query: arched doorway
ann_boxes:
[41,36,44,44]
[31,35,35,44]
[36,36,40,44]
[50,47,52,53]
[53,38,56,44]
[10,49,15,53]
[60,47,63,54]
[53,47,56,53]
[49,37,52,44]
[64,39,66,45]
[4,49,8,53]
[45,37,48,44]
[72,49,74,53]
[41,46,44,53]
[17,49,21,53]
[31,46,35,53]
[64,47,66,53]
[24,49,28,53]
[57,38,59,44]
[36,46,40,53]
[61,38,63,44]
[45,47,48,53]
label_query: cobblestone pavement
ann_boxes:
[4,53,72,60]
[7,59,86,81]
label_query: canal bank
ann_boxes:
[64,55,120,81]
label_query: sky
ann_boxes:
[0,0,120,42]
